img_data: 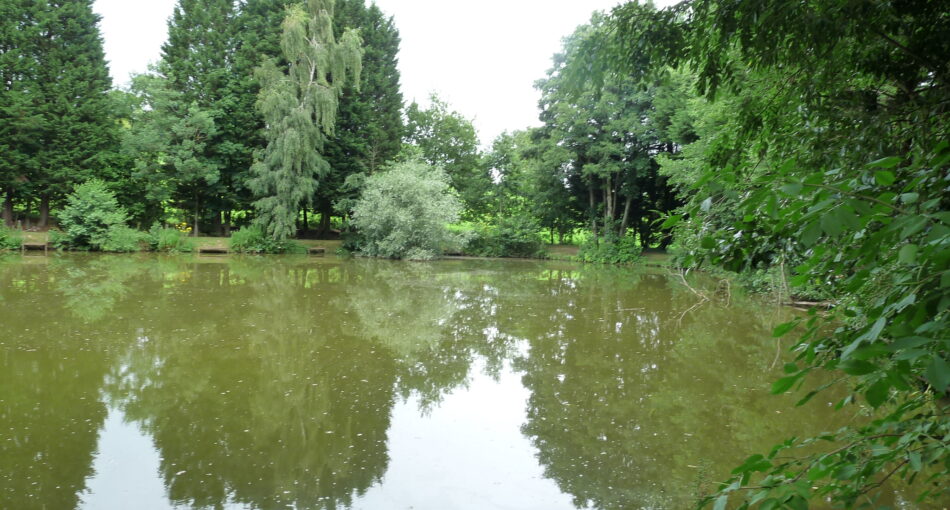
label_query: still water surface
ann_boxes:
[0,254,928,509]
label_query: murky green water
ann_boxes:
[0,254,930,509]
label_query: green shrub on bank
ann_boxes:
[350,160,468,260]
[466,215,546,258]
[54,180,140,252]
[148,225,195,252]
[229,225,304,254]
[101,226,149,252]
[577,231,641,264]
[0,226,22,250]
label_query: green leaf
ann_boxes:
[701,236,716,249]
[865,379,890,408]
[898,244,918,264]
[821,210,843,237]
[868,156,901,169]
[900,216,928,239]
[900,192,919,204]
[909,452,922,472]
[772,320,798,338]
[781,183,803,196]
[838,359,877,376]
[772,373,803,394]
[925,356,950,394]
[874,170,896,186]
[661,214,682,229]
[833,205,862,231]
[801,220,822,247]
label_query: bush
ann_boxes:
[54,180,140,251]
[466,214,546,258]
[101,225,149,252]
[147,225,195,253]
[577,231,641,264]
[0,226,22,251]
[350,159,468,260]
[229,225,304,254]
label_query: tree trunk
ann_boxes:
[588,184,597,236]
[224,211,232,236]
[2,189,13,227]
[619,194,633,236]
[317,207,331,238]
[302,207,309,232]
[192,192,201,237]
[638,220,652,250]
[211,210,223,236]
[39,195,50,229]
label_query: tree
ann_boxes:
[581,0,950,505]
[122,72,220,229]
[0,0,42,226]
[30,0,116,227]
[350,159,467,260]
[404,94,489,219]
[485,129,580,243]
[317,0,404,235]
[250,0,363,241]
[159,0,248,236]
[535,19,682,246]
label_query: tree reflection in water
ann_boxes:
[0,255,889,510]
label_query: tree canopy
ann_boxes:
[249,0,363,241]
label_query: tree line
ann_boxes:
[1,0,690,259]
[1,0,408,238]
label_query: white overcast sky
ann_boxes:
[94,0,669,146]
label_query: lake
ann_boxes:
[0,254,932,509]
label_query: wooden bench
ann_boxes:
[308,247,326,256]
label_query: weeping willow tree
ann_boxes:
[250,0,362,240]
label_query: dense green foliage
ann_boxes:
[0,226,21,251]
[121,73,220,229]
[228,224,304,254]
[158,0,248,235]
[53,180,139,252]
[405,94,489,219]
[577,231,641,265]
[350,160,466,260]
[320,0,404,234]
[250,0,363,241]
[575,0,950,506]
[0,0,116,228]
[536,19,682,248]
[466,214,546,259]
[147,225,195,253]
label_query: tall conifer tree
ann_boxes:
[30,0,115,227]
[249,0,362,241]
[0,0,41,225]
[317,0,403,234]
[159,0,242,235]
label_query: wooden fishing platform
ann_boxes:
[197,246,229,255]
[21,242,50,254]
[308,247,325,256]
